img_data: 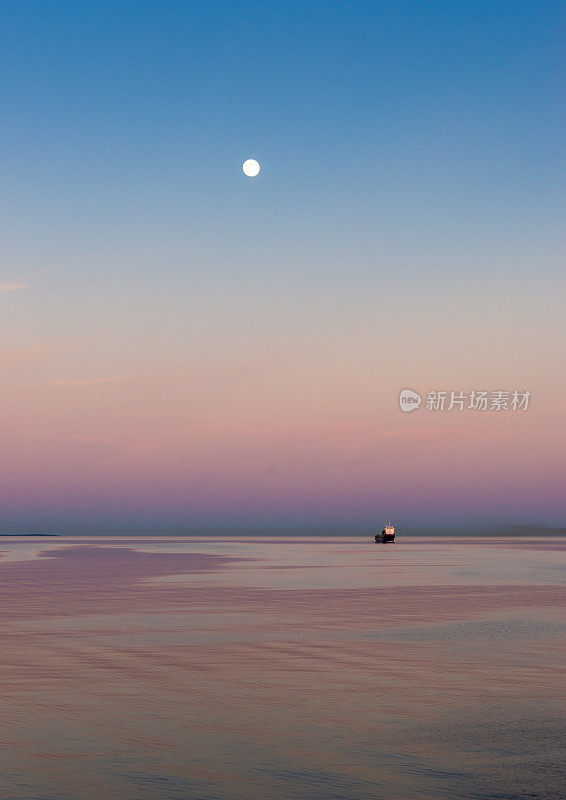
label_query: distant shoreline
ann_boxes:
[0,528,565,538]
[0,533,59,537]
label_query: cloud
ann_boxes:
[0,282,27,293]
[39,376,130,387]
[0,344,54,370]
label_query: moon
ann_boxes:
[242,159,260,177]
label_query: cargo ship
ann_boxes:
[375,523,396,543]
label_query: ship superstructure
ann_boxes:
[375,523,396,543]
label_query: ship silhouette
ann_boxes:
[375,523,396,543]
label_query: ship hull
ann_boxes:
[375,533,395,543]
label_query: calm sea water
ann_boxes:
[1,536,564,800]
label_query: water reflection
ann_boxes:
[0,536,564,799]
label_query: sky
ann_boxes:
[1,1,565,529]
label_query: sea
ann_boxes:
[0,534,564,800]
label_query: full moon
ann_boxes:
[242,159,260,177]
